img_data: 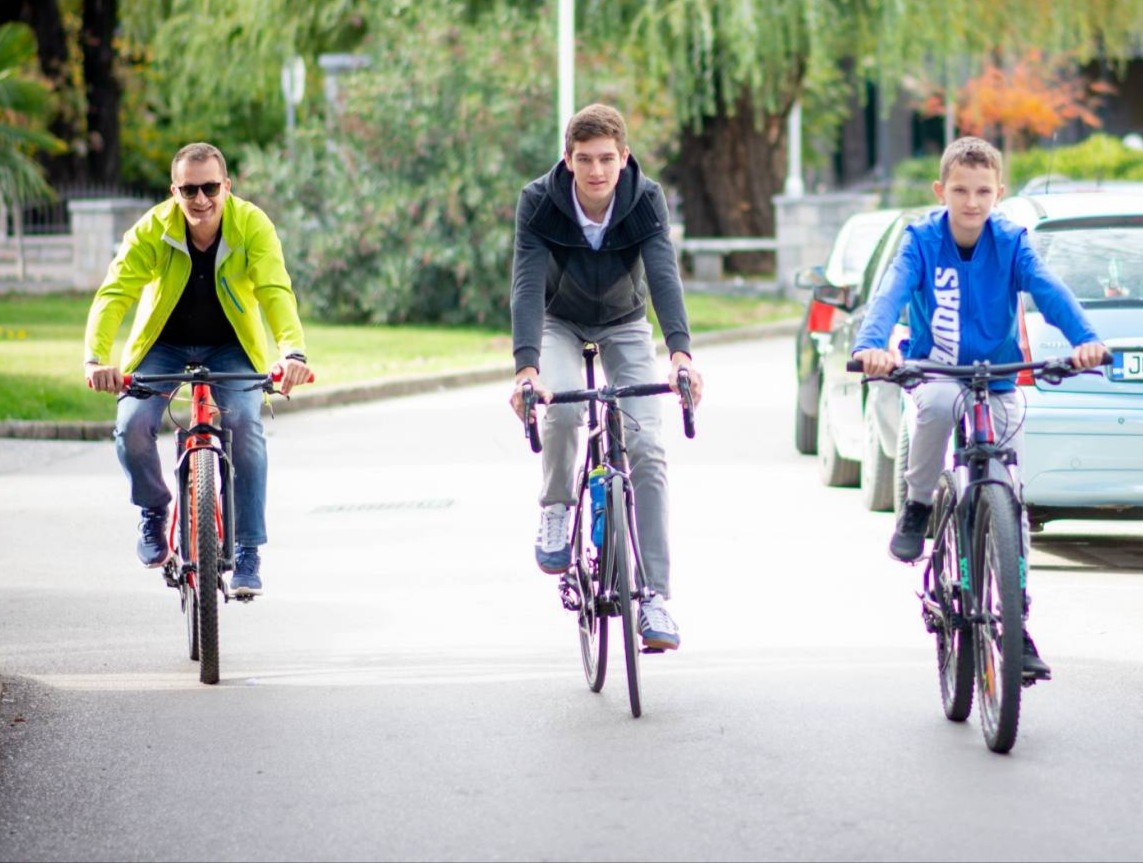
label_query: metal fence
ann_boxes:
[7,181,160,236]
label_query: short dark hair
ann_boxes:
[939,136,1002,184]
[564,103,627,155]
[171,142,228,182]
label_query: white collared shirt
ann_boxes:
[571,189,615,251]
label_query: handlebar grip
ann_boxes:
[1101,350,1114,366]
[521,383,542,453]
[270,364,316,383]
[846,359,864,373]
[122,373,133,387]
[677,370,696,439]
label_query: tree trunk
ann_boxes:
[83,0,119,183]
[673,89,791,275]
[0,0,84,183]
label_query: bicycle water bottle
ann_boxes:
[588,465,607,547]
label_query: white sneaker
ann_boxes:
[638,594,680,650]
[534,504,572,574]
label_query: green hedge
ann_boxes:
[889,134,1143,207]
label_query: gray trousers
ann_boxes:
[538,317,671,598]
[906,380,1025,506]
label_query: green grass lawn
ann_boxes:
[0,290,800,422]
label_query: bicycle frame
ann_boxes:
[173,375,235,594]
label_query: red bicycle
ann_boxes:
[121,365,307,684]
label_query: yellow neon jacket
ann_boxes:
[84,194,306,373]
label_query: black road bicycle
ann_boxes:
[522,344,694,718]
[849,354,1108,753]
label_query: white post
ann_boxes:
[784,101,805,197]
[557,0,575,157]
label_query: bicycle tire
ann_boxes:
[573,472,607,692]
[190,449,221,685]
[972,484,1024,753]
[932,472,973,721]
[609,476,642,719]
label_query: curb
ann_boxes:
[0,319,799,441]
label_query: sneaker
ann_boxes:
[890,500,933,562]
[229,545,263,595]
[1022,631,1052,679]
[136,506,171,567]
[534,504,572,574]
[638,595,680,651]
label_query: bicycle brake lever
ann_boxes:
[521,381,542,453]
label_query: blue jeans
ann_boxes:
[115,342,268,547]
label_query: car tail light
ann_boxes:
[1016,304,1034,386]
[806,300,834,333]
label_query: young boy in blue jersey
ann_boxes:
[851,136,1106,679]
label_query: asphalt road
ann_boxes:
[3,336,1143,862]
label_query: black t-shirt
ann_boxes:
[158,231,239,346]
[957,243,976,261]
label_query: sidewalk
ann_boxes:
[0,320,798,441]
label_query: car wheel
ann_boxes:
[795,397,817,455]
[817,387,860,488]
[861,402,894,511]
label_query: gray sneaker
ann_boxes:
[638,595,680,651]
[534,504,572,574]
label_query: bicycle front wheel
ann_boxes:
[933,472,973,721]
[972,484,1024,753]
[190,448,221,685]
[572,473,607,692]
[608,476,642,719]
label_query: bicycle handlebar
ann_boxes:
[121,364,315,397]
[520,375,696,453]
[845,352,1113,387]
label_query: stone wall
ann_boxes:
[774,191,884,293]
[0,197,152,293]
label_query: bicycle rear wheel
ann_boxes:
[608,476,642,719]
[972,484,1024,753]
[572,474,607,692]
[190,449,221,685]
[933,472,973,721]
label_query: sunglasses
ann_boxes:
[176,182,223,199]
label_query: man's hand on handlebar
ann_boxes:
[669,352,703,410]
[1072,340,1110,370]
[275,355,314,396]
[851,347,902,377]
[510,367,550,423]
[84,362,124,394]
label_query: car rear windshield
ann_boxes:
[1026,218,1143,311]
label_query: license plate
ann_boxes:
[1110,351,1143,381]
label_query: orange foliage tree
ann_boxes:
[950,50,1114,151]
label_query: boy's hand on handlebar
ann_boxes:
[510,368,550,423]
[669,352,702,409]
[851,347,902,377]
[84,362,123,394]
[1072,341,1109,370]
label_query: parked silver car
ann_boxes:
[792,208,901,455]
[989,191,1143,529]
[813,207,931,511]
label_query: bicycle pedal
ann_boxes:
[232,594,256,604]
[641,647,666,655]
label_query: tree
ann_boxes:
[576,0,1143,270]
[0,21,66,276]
[952,50,1114,157]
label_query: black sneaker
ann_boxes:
[136,506,171,567]
[1022,631,1052,679]
[889,500,932,562]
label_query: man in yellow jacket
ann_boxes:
[84,142,312,596]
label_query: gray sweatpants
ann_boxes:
[905,380,1025,506]
[537,316,672,598]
